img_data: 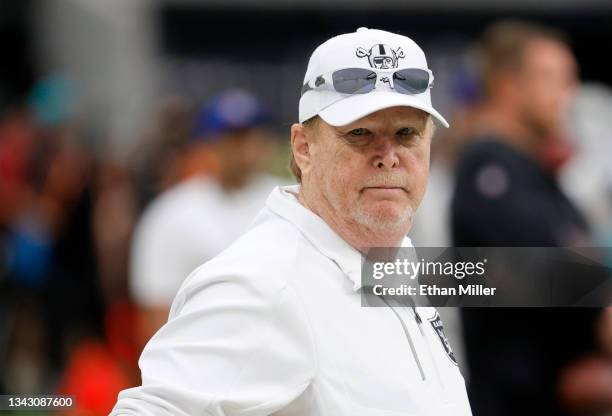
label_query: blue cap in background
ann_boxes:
[192,89,269,141]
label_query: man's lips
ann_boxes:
[362,186,406,190]
[361,186,407,196]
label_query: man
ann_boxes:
[452,20,587,246]
[112,28,472,415]
[450,21,600,416]
[130,89,281,347]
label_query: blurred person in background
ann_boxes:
[0,75,142,416]
[0,75,111,401]
[561,83,612,247]
[129,89,284,349]
[557,83,612,416]
[132,95,196,208]
[450,20,609,415]
[58,158,141,415]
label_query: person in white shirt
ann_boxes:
[130,89,283,346]
[113,28,472,415]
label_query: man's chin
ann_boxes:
[352,203,413,232]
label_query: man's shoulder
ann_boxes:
[136,177,215,233]
[458,139,534,174]
[176,208,311,301]
[216,209,303,270]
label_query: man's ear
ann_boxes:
[291,123,312,177]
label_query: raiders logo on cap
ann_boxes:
[356,44,405,69]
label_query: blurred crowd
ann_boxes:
[0,75,288,414]
[1,15,612,416]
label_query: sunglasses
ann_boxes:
[301,67,434,97]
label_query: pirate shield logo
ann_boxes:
[429,312,458,365]
[356,44,405,69]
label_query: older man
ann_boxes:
[112,28,472,415]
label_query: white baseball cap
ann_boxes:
[299,27,449,128]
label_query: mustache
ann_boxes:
[361,175,408,189]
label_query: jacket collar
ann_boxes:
[266,185,413,291]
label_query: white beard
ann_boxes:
[351,203,414,235]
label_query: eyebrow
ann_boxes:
[389,119,428,132]
[338,123,425,136]
[340,113,428,132]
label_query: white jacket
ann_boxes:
[111,185,472,416]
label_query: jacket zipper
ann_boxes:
[380,297,426,381]
[412,306,422,324]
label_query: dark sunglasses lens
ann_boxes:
[393,69,431,94]
[332,68,377,94]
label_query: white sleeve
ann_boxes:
[111,266,317,415]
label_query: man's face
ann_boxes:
[218,128,269,188]
[301,107,432,245]
[518,38,577,136]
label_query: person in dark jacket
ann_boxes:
[451,20,606,416]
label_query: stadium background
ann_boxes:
[1,0,612,415]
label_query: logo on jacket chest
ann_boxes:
[429,312,458,365]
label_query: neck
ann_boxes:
[219,171,249,191]
[483,104,540,157]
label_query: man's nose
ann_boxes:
[371,137,400,169]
